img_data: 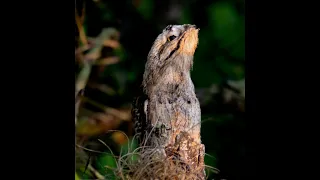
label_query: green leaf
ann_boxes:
[96,153,117,179]
[75,172,80,180]
[97,154,117,169]
[77,167,94,179]
[120,138,139,163]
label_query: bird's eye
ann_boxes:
[167,35,176,42]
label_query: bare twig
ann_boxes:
[94,57,120,66]
[88,164,105,180]
[75,89,85,125]
[82,97,131,121]
[75,63,91,95]
[87,83,116,96]
[75,8,88,46]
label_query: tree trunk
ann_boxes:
[135,81,206,179]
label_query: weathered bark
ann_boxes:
[140,69,205,179]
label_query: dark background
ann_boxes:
[75,0,246,179]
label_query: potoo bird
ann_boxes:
[132,24,203,156]
[132,24,205,178]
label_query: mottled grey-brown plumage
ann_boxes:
[132,24,205,179]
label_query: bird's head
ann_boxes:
[147,24,199,67]
[143,24,199,93]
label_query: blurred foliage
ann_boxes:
[75,0,245,179]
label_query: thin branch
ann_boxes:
[88,164,105,180]
[82,97,131,121]
[75,8,88,46]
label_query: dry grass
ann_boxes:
[76,131,219,180]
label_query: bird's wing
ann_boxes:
[132,93,148,144]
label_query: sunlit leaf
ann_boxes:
[75,172,80,180]
[112,131,128,145]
